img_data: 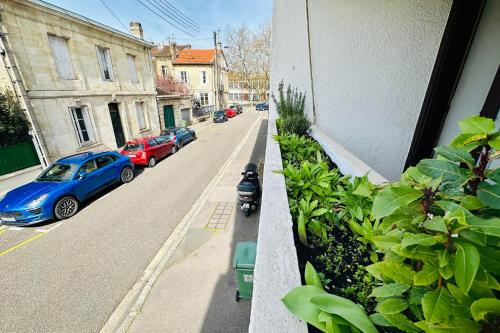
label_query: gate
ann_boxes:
[0,142,40,176]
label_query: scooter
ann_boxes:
[237,163,260,217]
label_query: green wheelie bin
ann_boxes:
[232,241,256,302]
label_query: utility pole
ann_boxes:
[213,31,219,110]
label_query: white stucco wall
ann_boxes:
[437,0,500,147]
[305,0,452,180]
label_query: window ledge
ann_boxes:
[139,128,151,133]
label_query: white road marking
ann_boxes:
[35,223,62,233]
[8,227,24,231]
[101,113,264,333]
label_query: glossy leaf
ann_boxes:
[366,261,415,285]
[417,159,469,183]
[416,317,480,333]
[454,242,480,294]
[476,182,500,209]
[489,135,500,150]
[434,146,474,167]
[369,313,391,327]
[369,283,410,298]
[371,186,422,220]
[381,313,420,333]
[305,262,323,289]
[458,195,485,210]
[311,293,378,333]
[423,217,447,233]
[414,263,439,286]
[477,246,500,273]
[459,115,495,134]
[282,285,326,331]
[401,233,440,248]
[448,283,473,307]
[376,298,408,315]
[467,216,500,238]
[421,288,453,323]
[486,168,500,183]
[470,298,500,321]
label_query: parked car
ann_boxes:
[159,126,197,149]
[256,102,269,111]
[213,110,228,123]
[225,108,237,118]
[0,151,134,225]
[230,104,243,114]
[121,136,175,167]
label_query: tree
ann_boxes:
[155,75,189,96]
[0,89,30,147]
[224,20,271,101]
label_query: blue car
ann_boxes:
[159,127,197,149]
[0,151,134,225]
[255,102,269,111]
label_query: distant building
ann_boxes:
[0,0,159,190]
[228,72,269,105]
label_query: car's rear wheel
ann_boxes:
[121,166,134,183]
[148,157,156,168]
[171,145,177,154]
[54,196,79,220]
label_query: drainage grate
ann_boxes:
[206,202,234,229]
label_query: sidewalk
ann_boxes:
[127,114,268,333]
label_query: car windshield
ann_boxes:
[161,131,175,137]
[124,143,144,151]
[214,111,225,116]
[37,163,78,182]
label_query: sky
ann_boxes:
[44,0,272,48]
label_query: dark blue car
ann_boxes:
[255,102,269,111]
[0,151,134,225]
[159,127,197,149]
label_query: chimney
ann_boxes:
[129,22,144,39]
[170,41,177,60]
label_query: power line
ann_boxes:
[143,0,198,35]
[99,0,129,32]
[151,0,199,33]
[135,0,196,38]
[156,0,199,30]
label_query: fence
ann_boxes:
[0,141,40,176]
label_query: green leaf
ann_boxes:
[311,293,378,333]
[417,159,469,183]
[434,146,474,167]
[409,287,427,305]
[298,212,308,245]
[487,168,500,183]
[366,262,415,285]
[305,262,323,289]
[460,230,486,247]
[423,217,448,233]
[282,285,326,331]
[414,263,439,286]
[353,182,373,197]
[376,298,408,315]
[370,283,410,298]
[381,313,420,333]
[401,233,440,248]
[448,283,473,307]
[416,317,480,333]
[311,208,329,217]
[450,133,476,148]
[470,298,500,321]
[457,195,485,210]
[454,242,480,294]
[437,249,450,268]
[467,216,500,237]
[421,288,453,323]
[439,261,455,280]
[477,182,500,209]
[490,135,500,150]
[369,313,391,327]
[371,186,422,220]
[477,246,500,273]
[459,115,495,134]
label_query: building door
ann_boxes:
[181,108,190,125]
[108,103,126,148]
[163,105,176,128]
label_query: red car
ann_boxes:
[120,136,175,167]
[225,108,237,118]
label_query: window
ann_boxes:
[48,36,76,80]
[96,155,115,168]
[96,46,114,81]
[127,54,138,83]
[200,93,209,106]
[229,82,234,89]
[135,102,146,130]
[70,107,95,145]
[147,139,157,146]
[180,71,188,83]
[79,160,98,175]
[155,137,167,144]
[229,93,233,100]
[161,65,168,78]
[200,70,207,84]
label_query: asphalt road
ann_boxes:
[0,110,264,333]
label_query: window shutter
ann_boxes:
[135,102,146,129]
[49,36,75,80]
[127,55,138,83]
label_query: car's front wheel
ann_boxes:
[171,145,177,154]
[121,166,134,183]
[148,157,156,168]
[54,196,79,220]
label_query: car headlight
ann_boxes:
[28,193,48,207]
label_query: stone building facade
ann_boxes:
[0,0,159,166]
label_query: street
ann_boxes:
[0,111,265,333]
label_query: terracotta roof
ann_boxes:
[173,49,217,64]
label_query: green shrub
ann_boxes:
[275,80,310,135]
[281,115,311,136]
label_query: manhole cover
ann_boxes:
[206,202,234,229]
